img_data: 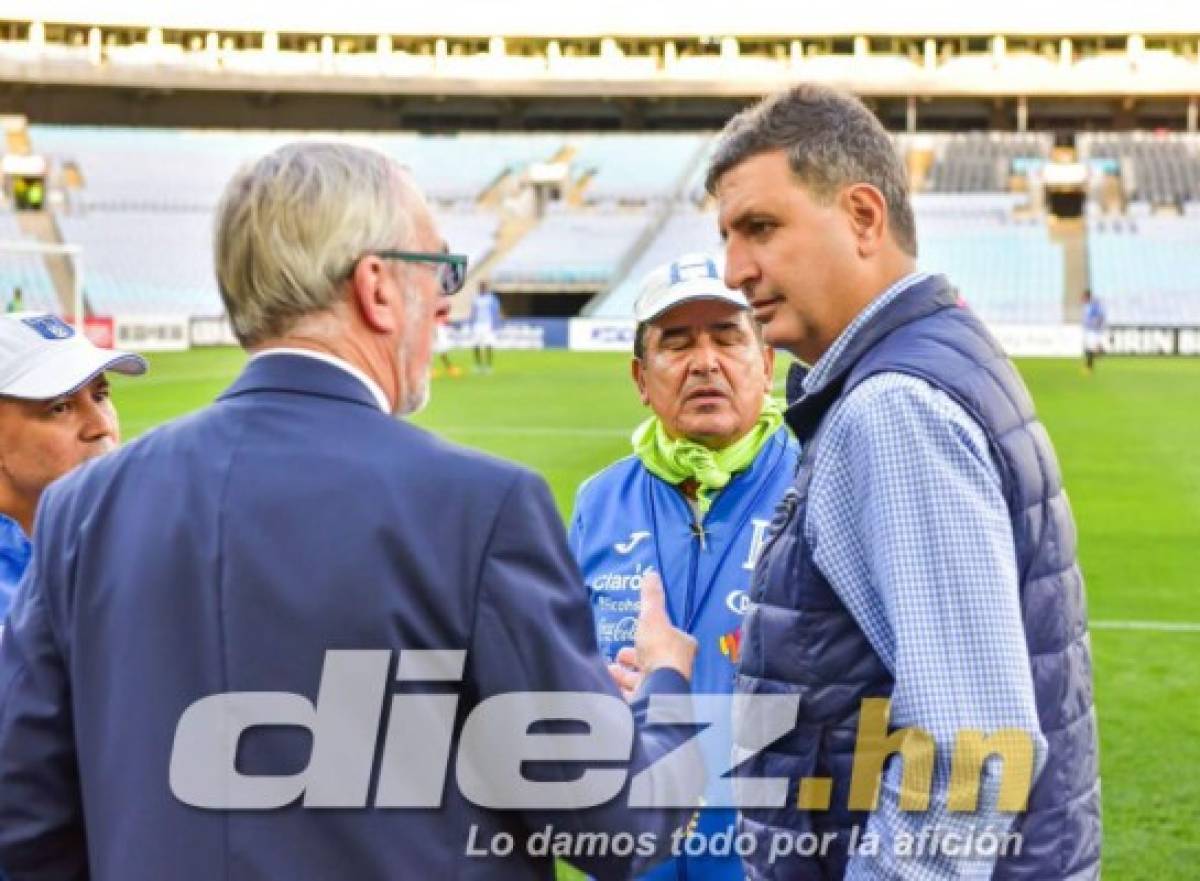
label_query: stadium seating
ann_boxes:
[567,134,710,203]
[17,122,1200,328]
[915,195,1064,324]
[1080,132,1200,207]
[592,209,721,317]
[55,211,223,316]
[30,126,286,210]
[437,210,502,268]
[925,132,1052,193]
[0,212,62,313]
[1088,214,1200,324]
[30,126,564,207]
[492,209,651,286]
[375,133,563,203]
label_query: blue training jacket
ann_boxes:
[569,427,799,881]
[0,514,31,622]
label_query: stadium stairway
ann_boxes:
[14,209,75,316]
[1050,217,1089,322]
[476,143,577,210]
[554,146,590,208]
[450,213,539,321]
[583,135,715,315]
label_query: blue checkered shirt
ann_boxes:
[802,273,1047,879]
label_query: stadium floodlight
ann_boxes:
[0,239,84,329]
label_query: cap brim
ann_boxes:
[636,290,750,323]
[1,346,148,400]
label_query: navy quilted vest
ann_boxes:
[736,275,1100,880]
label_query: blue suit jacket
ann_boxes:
[0,354,692,881]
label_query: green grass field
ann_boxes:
[111,348,1200,878]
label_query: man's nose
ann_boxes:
[80,397,119,446]
[723,237,758,293]
[687,339,721,374]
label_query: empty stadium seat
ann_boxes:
[1080,131,1200,207]
[492,210,651,286]
[591,210,721,318]
[1088,214,1200,324]
[54,210,220,316]
[567,134,709,203]
[915,195,1064,324]
[925,132,1052,193]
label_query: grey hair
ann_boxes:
[214,141,422,346]
[705,83,917,257]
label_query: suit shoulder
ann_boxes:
[385,418,539,492]
[37,406,214,516]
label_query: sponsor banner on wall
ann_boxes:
[1104,326,1200,356]
[958,324,1200,358]
[990,324,1082,358]
[114,316,190,352]
[190,315,239,347]
[567,318,636,352]
[445,319,567,350]
[81,317,115,349]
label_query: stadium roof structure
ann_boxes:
[6,0,1200,37]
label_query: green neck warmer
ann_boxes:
[631,396,784,515]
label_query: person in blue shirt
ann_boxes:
[469,282,502,373]
[1081,288,1107,374]
[570,253,799,881]
[709,83,1097,880]
[0,312,146,619]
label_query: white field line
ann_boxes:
[1090,620,1200,633]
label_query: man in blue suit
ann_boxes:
[0,142,699,881]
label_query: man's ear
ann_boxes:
[631,357,650,406]
[761,343,776,389]
[841,183,888,258]
[350,256,401,334]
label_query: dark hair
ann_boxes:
[705,83,917,258]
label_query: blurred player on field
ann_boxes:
[1082,288,1107,374]
[470,280,501,373]
[432,312,462,378]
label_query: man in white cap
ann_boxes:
[568,254,799,881]
[0,313,146,617]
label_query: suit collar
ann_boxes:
[219,351,388,412]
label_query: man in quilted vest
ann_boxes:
[707,84,1100,880]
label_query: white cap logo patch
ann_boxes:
[21,315,76,341]
[668,256,719,285]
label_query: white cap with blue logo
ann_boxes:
[632,252,749,323]
[0,313,147,400]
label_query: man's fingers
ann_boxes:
[615,646,639,670]
[608,663,641,693]
[638,571,667,622]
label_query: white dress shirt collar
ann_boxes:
[248,348,391,414]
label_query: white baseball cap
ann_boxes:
[633,252,749,323]
[0,313,147,400]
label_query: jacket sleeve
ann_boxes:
[467,469,698,880]
[0,489,88,881]
[566,489,585,565]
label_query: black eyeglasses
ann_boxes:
[370,249,469,296]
